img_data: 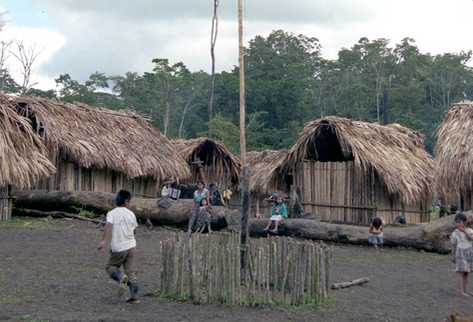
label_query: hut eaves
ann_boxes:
[172,137,240,184]
[12,96,189,181]
[0,94,55,188]
[247,150,288,194]
[435,101,473,201]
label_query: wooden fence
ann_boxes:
[0,185,12,221]
[295,161,430,225]
[159,231,331,306]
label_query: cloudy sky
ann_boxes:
[0,0,472,90]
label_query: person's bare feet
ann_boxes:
[270,229,278,233]
[460,292,471,297]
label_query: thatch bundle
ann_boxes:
[0,94,55,188]
[435,101,473,203]
[281,116,434,205]
[12,96,189,182]
[172,137,240,186]
[247,150,288,194]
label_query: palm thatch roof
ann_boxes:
[281,116,434,205]
[0,94,55,188]
[247,150,288,194]
[11,96,190,181]
[435,101,473,201]
[172,137,240,185]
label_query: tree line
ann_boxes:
[2,30,472,153]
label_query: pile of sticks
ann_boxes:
[159,231,331,306]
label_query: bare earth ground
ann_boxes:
[1,218,473,322]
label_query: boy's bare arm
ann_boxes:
[98,223,113,250]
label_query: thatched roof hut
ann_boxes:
[11,96,189,196]
[436,101,473,209]
[279,116,434,225]
[0,94,55,219]
[172,137,240,187]
[0,95,55,188]
[247,150,288,194]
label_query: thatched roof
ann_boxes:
[436,101,473,201]
[0,94,55,188]
[12,96,190,181]
[247,150,288,194]
[281,116,434,205]
[172,137,240,185]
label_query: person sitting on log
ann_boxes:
[222,187,232,206]
[263,194,288,233]
[368,217,384,250]
[209,183,225,206]
[195,198,212,233]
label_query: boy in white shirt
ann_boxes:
[98,190,139,303]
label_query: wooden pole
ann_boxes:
[238,0,251,278]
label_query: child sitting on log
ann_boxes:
[263,194,288,233]
[196,198,212,233]
[368,217,384,250]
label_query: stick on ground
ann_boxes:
[331,277,369,290]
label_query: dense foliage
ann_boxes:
[3,30,473,153]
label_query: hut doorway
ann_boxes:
[0,185,12,221]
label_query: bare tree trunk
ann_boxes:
[208,0,219,137]
[0,40,12,93]
[164,100,171,136]
[178,95,195,138]
[10,41,41,95]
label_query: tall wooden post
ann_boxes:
[238,0,251,277]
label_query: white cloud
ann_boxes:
[1,0,472,89]
[0,22,66,90]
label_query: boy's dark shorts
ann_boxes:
[106,247,136,282]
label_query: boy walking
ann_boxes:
[98,190,139,303]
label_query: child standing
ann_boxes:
[450,212,473,297]
[98,190,139,304]
[368,217,384,249]
[188,181,209,235]
[264,195,288,233]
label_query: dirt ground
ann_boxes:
[1,218,473,322]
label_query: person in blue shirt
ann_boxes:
[263,194,288,233]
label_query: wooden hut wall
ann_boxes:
[0,185,12,221]
[34,160,158,197]
[295,160,430,225]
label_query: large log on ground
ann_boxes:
[249,213,471,254]
[13,190,238,229]
[12,191,465,253]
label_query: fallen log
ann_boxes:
[331,277,369,290]
[16,208,105,225]
[13,190,238,229]
[13,190,465,254]
[248,213,470,254]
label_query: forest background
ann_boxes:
[2,30,472,153]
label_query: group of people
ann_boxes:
[95,184,473,303]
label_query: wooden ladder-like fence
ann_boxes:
[159,231,331,306]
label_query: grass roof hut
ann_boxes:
[172,137,240,187]
[12,96,189,197]
[0,94,55,220]
[279,116,434,225]
[436,101,473,210]
[247,150,289,217]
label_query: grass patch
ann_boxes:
[0,217,55,230]
[15,315,49,322]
